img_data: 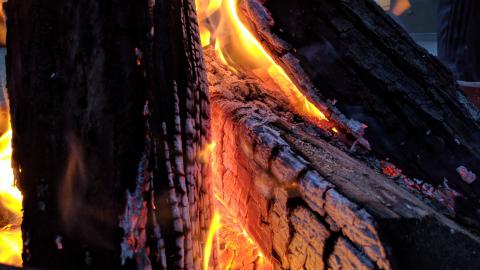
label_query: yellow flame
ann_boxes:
[0,109,23,266]
[0,225,22,266]
[200,28,212,47]
[197,1,329,268]
[204,210,221,270]
[197,0,328,124]
[197,141,217,164]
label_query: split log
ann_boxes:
[239,0,480,226]
[205,49,480,270]
[5,0,211,269]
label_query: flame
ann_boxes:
[0,131,20,213]
[0,4,6,47]
[204,210,221,270]
[214,195,259,249]
[197,1,307,268]
[197,141,217,164]
[214,194,271,270]
[201,141,220,270]
[391,0,411,16]
[199,137,271,269]
[0,225,22,266]
[0,108,23,266]
[197,0,329,125]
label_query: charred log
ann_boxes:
[6,0,211,269]
[239,0,480,226]
[205,49,480,270]
[4,0,480,269]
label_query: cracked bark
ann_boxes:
[6,0,211,269]
[239,0,480,228]
[206,48,480,270]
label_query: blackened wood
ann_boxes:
[206,49,480,270]
[6,0,210,269]
[438,0,480,82]
[144,0,212,268]
[241,0,480,226]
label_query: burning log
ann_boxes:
[206,48,480,270]
[2,0,480,269]
[5,0,212,269]
[234,0,480,227]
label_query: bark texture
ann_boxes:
[206,49,480,270]
[6,0,211,269]
[240,0,480,227]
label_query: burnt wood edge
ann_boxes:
[239,0,480,228]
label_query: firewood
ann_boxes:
[206,48,480,270]
[4,0,480,269]
[239,0,480,228]
[5,0,211,269]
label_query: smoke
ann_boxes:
[59,136,86,229]
[58,135,113,249]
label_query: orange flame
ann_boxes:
[0,4,6,47]
[0,107,23,267]
[199,137,271,269]
[214,194,271,269]
[391,0,411,16]
[197,0,329,125]
[197,1,313,268]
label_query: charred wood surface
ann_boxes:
[6,0,210,269]
[240,0,480,226]
[206,49,480,270]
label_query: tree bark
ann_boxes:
[6,0,211,269]
[240,0,480,227]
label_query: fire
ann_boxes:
[200,137,272,269]
[197,1,319,268]
[203,199,272,270]
[0,108,23,266]
[214,195,271,270]
[204,211,222,270]
[0,225,22,266]
[391,0,411,16]
[196,0,329,125]
[375,0,411,16]
[197,141,218,164]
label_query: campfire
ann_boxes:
[196,0,331,127]
[1,0,480,269]
[0,102,22,266]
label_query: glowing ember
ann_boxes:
[196,0,329,125]
[199,136,272,269]
[0,107,22,267]
[214,195,272,270]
